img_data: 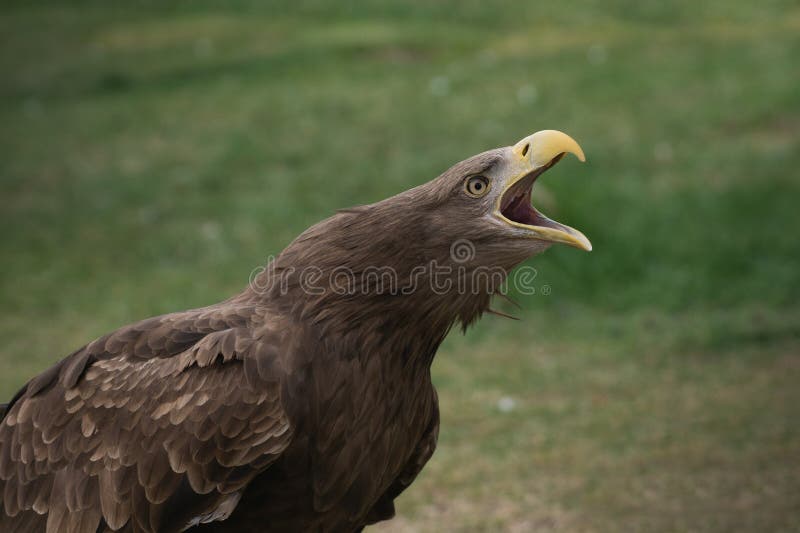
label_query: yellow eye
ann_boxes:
[464,176,490,197]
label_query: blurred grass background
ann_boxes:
[1,1,799,531]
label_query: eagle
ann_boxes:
[0,130,590,532]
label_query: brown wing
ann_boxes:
[0,304,294,533]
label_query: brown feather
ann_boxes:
[1,142,564,531]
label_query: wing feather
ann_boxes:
[0,305,294,532]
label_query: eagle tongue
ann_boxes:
[502,189,539,226]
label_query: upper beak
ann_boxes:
[512,129,586,166]
[495,130,592,252]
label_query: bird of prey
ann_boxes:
[0,130,590,532]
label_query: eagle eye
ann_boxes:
[464,176,490,198]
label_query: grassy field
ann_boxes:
[1,1,799,531]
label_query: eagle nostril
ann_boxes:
[521,143,530,157]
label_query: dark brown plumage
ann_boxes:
[0,130,589,532]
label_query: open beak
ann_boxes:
[494,130,592,252]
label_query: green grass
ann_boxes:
[1,1,799,531]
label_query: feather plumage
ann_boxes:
[1,137,581,530]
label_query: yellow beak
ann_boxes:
[512,129,586,165]
[496,130,592,252]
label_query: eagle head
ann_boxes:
[263,129,590,331]
[422,129,591,269]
